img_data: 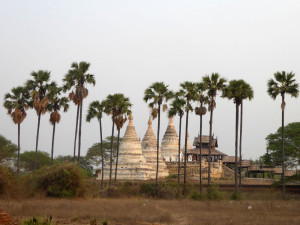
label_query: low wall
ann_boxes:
[166,160,224,179]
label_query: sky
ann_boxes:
[0,0,299,161]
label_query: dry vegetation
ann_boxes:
[1,198,300,225]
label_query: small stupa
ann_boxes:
[142,117,169,178]
[99,114,155,180]
[161,117,179,162]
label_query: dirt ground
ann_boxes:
[1,198,300,225]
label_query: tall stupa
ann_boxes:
[141,117,169,178]
[161,117,179,162]
[99,114,156,180]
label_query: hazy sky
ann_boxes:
[0,0,299,161]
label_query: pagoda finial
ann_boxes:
[148,116,152,125]
[129,113,133,121]
[169,117,174,125]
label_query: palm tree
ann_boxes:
[203,73,227,191]
[178,81,198,194]
[47,85,69,165]
[104,93,132,188]
[144,82,174,189]
[195,82,209,194]
[4,86,30,174]
[222,79,253,191]
[26,70,55,171]
[86,100,105,191]
[63,61,95,163]
[267,71,299,198]
[114,97,132,186]
[168,94,186,185]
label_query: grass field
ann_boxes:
[1,197,300,225]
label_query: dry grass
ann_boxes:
[1,198,300,225]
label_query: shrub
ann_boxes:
[0,166,11,195]
[207,184,223,200]
[140,183,156,197]
[231,190,243,200]
[23,217,52,225]
[35,163,85,197]
[190,190,201,200]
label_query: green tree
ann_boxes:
[86,100,105,190]
[195,82,209,194]
[3,86,30,174]
[144,82,173,190]
[0,135,17,168]
[267,71,299,198]
[26,70,55,171]
[85,136,121,165]
[168,94,186,185]
[203,73,227,191]
[63,61,96,163]
[264,122,300,169]
[47,85,69,164]
[222,79,253,191]
[178,81,198,194]
[20,151,51,172]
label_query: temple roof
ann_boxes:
[193,135,218,147]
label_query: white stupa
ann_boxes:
[141,117,169,178]
[161,117,179,162]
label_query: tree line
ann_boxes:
[3,61,299,198]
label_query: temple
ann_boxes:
[161,117,179,162]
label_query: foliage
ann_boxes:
[0,166,12,195]
[190,190,202,200]
[20,151,51,172]
[207,184,223,200]
[231,190,243,200]
[55,155,94,176]
[222,79,254,105]
[263,122,300,168]
[267,71,299,100]
[86,136,121,166]
[0,135,17,165]
[139,182,157,197]
[35,163,85,197]
[23,216,53,225]
[3,86,30,124]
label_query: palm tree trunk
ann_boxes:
[208,97,214,192]
[109,116,115,188]
[17,123,20,175]
[183,99,190,195]
[239,102,243,187]
[199,111,203,194]
[73,105,80,163]
[156,104,161,192]
[99,118,104,192]
[281,94,285,198]
[114,129,121,186]
[33,112,41,171]
[235,103,239,192]
[51,122,56,165]
[78,102,83,163]
[177,115,182,185]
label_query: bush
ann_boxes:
[207,184,223,200]
[23,217,52,225]
[190,190,201,200]
[231,190,243,200]
[0,166,11,195]
[140,183,156,197]
[35,163,85,198]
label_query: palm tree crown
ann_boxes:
[144,82,174,118]
[4,86,30,124]
[47,85,69,125]
[203,73,227,99]
[86,100,105,122]
[168,95,186,119]
[267,71,299,100]
[223,79,254,105]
